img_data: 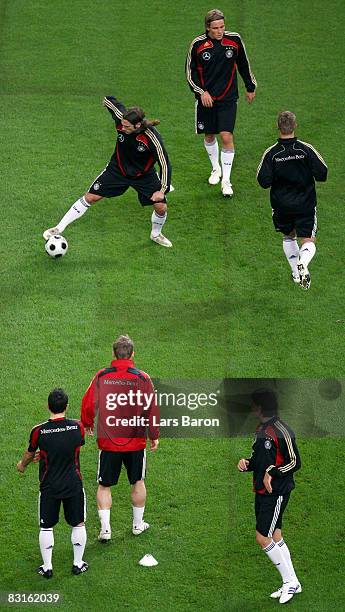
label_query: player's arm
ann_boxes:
[16,450,35,472]
[257,149,273,188]
[185,42,205,97]
[143,375,160,450]
[78,421,86,446]
[237,449,255,471]
[306,144,328,182]
[102,95,127,122]
[266,429,301,479]
[236,36,257,101]
[17,425,40,472]
[81,374,98,434]
[146,129,172,197]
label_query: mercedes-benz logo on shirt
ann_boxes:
[202,51,211,61]
[118,133,125,142]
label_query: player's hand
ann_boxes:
[237,458,249,471]
[150,191,165,202]
[150,439,159,451]
[85,427,94,436]
[201,91,213,107]
[33,450,41,463]
[264,471,273,493]
[245,91,255,104]
[16,460,25,473]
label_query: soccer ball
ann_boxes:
[44,235,68,258]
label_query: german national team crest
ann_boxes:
[118,133,125,142]
[93,182,100,191]
[137,143,146,152]
[197,122,204,130]
[226,48,234,58]
[264,439,272,449]
[202,51,211,61]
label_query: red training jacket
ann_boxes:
[81,359,160,452]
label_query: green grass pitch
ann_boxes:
[1,0,345,610]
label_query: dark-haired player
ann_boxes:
[186,8,256,196]
[16,388,87,578]
[237,388,301,604]
[257,111,328,289]
[43,96,173,247]
[81,335,159,542]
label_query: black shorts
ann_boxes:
[88,165,166,206]
[195,98,237,134]
[272,207,317,238]
[255,493,290,537]
[97,449,146,486]
[39,488,86,529]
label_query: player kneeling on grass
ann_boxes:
[44,95,173,248]
[81,335,159,542]
[16,389,88,578]
[257,111,328,290]
[237,388,301,605]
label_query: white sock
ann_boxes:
[298,241,316,268]
[263,540,292,583]
[56,196,91,233]
[98,509,111,533]
[151,211,167,238]
[221,148,235,182]
[283,237,299,274]
[39,528,54,571]
[132,505,145,527]
[71,525,87,568]
[204,139,220,171]
[276,539,297,582]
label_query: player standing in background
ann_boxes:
[81,335,159,542]
[44,95,173,247]
[185,8,256,197]
[257,111,328,289]
[16,389,88,578]
[237,388,301,604]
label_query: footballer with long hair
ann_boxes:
[44,95,173,248]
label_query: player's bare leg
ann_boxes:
[283,231,300,283]
[219,131,234,197]
[298,236,316,290]
[131,479,149,535]
[43,193,102,240]
[97,484,112,542]
[204,133,221,184]
[151,201,172,248]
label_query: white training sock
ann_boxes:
[151,211,167,238]
[133,505,145,527]
[283,237,299,274]
[276,538,298,582]
[204,139,220,171]
[263,540,292,582]
[71,525,87,568]
[98,509,111,533]
[39,528,54,571]
[298,241,316,268]
[56,196,91,233]
[221,148,235,182]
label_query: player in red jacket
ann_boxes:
[81,335,159,541]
